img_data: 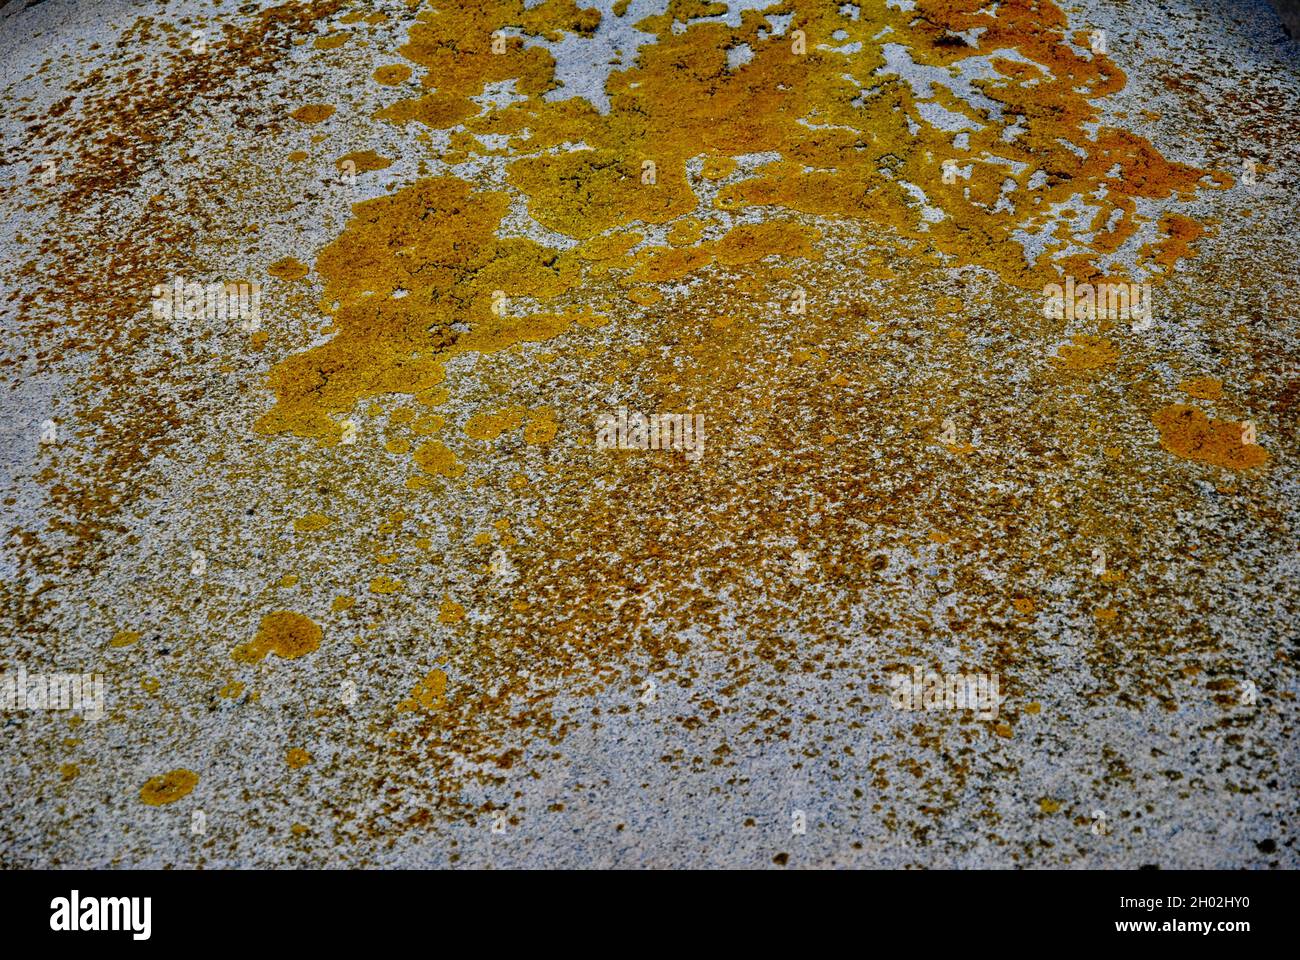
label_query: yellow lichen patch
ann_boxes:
[61,763,79,781]
[109,629,141,648]
[465,406,527,441]
[1143,213,1205,271]
[1039,798,1062,814]
[715,222,821,266]
[313,32,349,49]
[287,149,310,163]
[294,512,335,532]
[290,103,336,123]
[1152,405,1269,470]
[1013,597,1035,615]
[413,440,464,478]
[668,217,707,247]
[627,287,662,307]
[508,148,696,239]
[255,177,545,441]
[1179,377,1223,400]
[369,576,402,594]
[397,668,447,712]
[336,149,392,174]
[268,257,310,281]
[438,599,465,624]
[1053,336,1119,371]
[374,64,413,85]
[218,680,245,699]
[331,594,355,612]
[139,769,199,806]
[286,747,312,768]
[233,611,323,663]
[523,408,557,444]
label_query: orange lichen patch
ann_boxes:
[438,599,465,624]
[1152,405,1270,470]
[412,440,464,478]
[268,257,310,281]
[375,92,476,128]
[374,64,413,85]
[457,308,602,354]
[255,176,582,441]
[715,222,821,266]
[313,32,349,49]
[335,149,392,174]
[233,611,322,663]
[397,668,447,712]
[1143,213,1205,271]
[109,629,141,648]
[523,408,557,444]
[369,576,402,594]
[1053,336,1119,371]
[139,769,199,806]
[630,245,714,284]
[465,407,527,441]
[508,149,696,239]
[331,595,355,613]
[287,149,310,162]
[294,512,335,532]
[627,287,662,307]
[1094,607,1118,623]
[1012,597,1035,615]
[290,103,336,123]
[1179,377,1223,400]
[668,217,707,247]
[286,747,313,768]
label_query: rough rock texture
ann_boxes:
[0,0,1296,869]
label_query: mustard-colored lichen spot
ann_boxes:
[413,440,464,478]
[1053,336,1119,371]
[290,103,335,123]
[233,611,323,663]
[438,599,465,624]
[373,64,412,85]
[1179,377,1224,400]
[313,32,349,50]
[109,629,141,648]
[397,668,447,713]
[139,769,199,806]
[268,257,310,281]
[335,149,392,174]
[294,512,335,532]
[286,747,312,768]
[1152,405,1269,470]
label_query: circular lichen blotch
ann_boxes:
[139,769,199,806]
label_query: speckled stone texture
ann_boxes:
[0,0,1297,869]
